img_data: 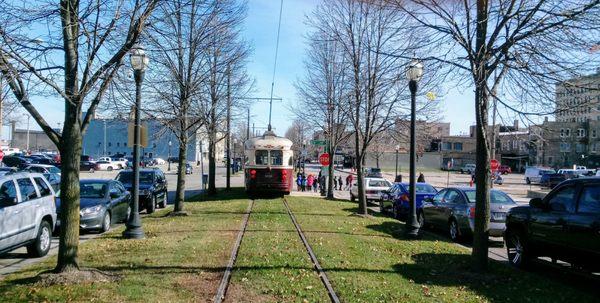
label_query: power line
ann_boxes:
[268,0,284,132]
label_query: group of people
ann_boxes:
[296,172,323,192]
[296,172,356,192]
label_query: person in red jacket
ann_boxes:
[345,174,354,190]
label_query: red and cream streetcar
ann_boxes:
[244,130,294,196]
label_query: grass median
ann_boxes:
[286,196,598,302]
[0,190,249,303]
[225,197,328,302]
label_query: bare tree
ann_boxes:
[294,26,351,198]
[388,0,600,272]
[0,0,157,273]
[143,0,216,214]
[308,0,439,214]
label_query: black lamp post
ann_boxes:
[123,44,149,240]
[405,58,424,238]
[168,140,172,171]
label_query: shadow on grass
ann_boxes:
[392,253,599,301]
[189,187,249,202]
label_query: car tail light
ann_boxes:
[250,169,257,179]
[366,190,376,194]
[400,194,409,202]
[95,164,100,170]
[281,170,287,181]
[468,206,476,219]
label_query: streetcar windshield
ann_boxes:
[271,150,283,165]
[255,150,269,165]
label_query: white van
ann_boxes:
[524,167,556,184]
[0,172,56,257]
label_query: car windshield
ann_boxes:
[117,172,154,184]
[404,184,437,194]
[541,170,555,175]
[464,190,516,205]
[368,180,391,187]
[80,182,107,198]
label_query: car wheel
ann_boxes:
[393,204,401,220]
[159,193,168,208]
[506,229,531,269]
[350,193,356,202]
[525,177,531,185]
[89,168,95,173]
[448,219,460,242]
[101,212,111,233]
[147,195,156,214]
[107,166,113,171]
[27,220,52,257]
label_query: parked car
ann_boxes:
[2,155,32,168]
[153,158,166,165]
[96,157,126,169]
[55,180,131,233]
[386,182,437,219]
[498,165,512,174]
[81,161,97,172]
[1,147,20,156]
[0,172,56,257]
[421,187,518,242]
[540,172,566,189]
[24,164,62,176]
[524,167,555,184]
[80,155,95,162]
[460,164,476,174]
[94,161,118,171]
[115,168,168,214]
[0,167,17,177]
[185,163,193,175]
[350,178,392,202]
[505,177,600,270]
[110,157,128,169]
[365,167,383,178]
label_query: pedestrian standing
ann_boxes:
[417,172,425,183]
[296,174,302,191]
[313,179,318,192]
[307,174,314,191]
[301,174,307,191]
[346,174,354,190]
[338,176,343,190]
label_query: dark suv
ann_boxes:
[115,168,168,214]
[504,177,600,269]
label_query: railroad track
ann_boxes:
[214,197,340,303]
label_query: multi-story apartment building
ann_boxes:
[534,120,600,169]
[555,70,600,122]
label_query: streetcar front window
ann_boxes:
[255,150,269,165]
[271,150,283,165]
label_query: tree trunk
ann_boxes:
[471,0,491,273]
[208,122,217,195]
[355,153,366,215]
[174,133,188,212]
[55,105,82,273]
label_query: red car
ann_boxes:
[498,165,512,174]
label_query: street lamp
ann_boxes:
[405,58,423,238]
[233,138,238,173]
[395,145,400,180]
[123,44,149,240]
[168,140,172,171]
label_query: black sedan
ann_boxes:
[56,180,131,233]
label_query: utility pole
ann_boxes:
[247,107,250,140]
[226,65,231,190]
[26,114,30,152]
[103,119,107,155]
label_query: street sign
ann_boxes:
[319,153,330,166]
[311,140,326,146]
[128,122,149,148]
[491,159,500,171]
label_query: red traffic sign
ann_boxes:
[491,159,500,171]
[319,153,330,166]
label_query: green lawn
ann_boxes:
[0,193,249,303]
[0,191,596,302]
[225,198,329,301]
[286,196,597,303]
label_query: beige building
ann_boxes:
[555,70,600,122]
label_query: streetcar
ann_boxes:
[244,130,294,196]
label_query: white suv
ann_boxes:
[0,172,56,257]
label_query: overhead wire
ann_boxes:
[268,0,284,131]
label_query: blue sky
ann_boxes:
[5,0,479,140]
[243,0,476,136]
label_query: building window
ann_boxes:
[560,128,565,137]
[576,143,586,153]
[560,143,571,152]
[453,142,463,151]
[565,128,571,137]
[512,140,518,149]
[592,130,597,138]
[592,143,597,153]
[117,142,120,147]
[443,142,452,150]
[548,156,553,163]
[108,142,112,147]
[577,129,586,137]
